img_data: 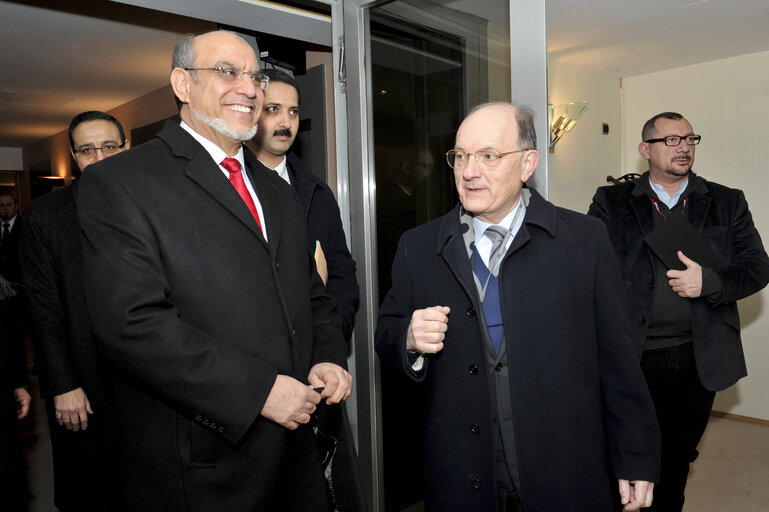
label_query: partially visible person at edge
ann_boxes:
[0,273,31,512]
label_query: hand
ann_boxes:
[261,375,321,430]
[14,388,31,420]
[308,362,353,404]
[407,306,450,354]
[619,479,654,510]
[314,241,328,285]
[667,251,702,298]
[54,387,93,431]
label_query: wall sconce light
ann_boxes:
[548,101,589,150]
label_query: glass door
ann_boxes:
[342,1,514,509]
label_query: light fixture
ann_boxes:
[548,101,589,149]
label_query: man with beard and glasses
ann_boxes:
[75,31,355,511]
[247,68,359,343]
[589,111,769,512]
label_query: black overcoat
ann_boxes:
[589,172,769,391]
[287,152,359,340]
[77,121,349,511]
[376,189,660,511]
[20,184,118,510]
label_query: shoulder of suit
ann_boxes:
[25,186,75,218]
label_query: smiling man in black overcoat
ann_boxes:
[76,31,354,511]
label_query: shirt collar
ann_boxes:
[648,175,689,210]
[260,155,290,184]
[180,121,245,170]
[472,197,526,247]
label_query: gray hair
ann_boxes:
[467,102,537,151]
[172,34,197,110]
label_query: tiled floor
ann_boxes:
[17,358,769,511]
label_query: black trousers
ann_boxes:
[641,342,715,512]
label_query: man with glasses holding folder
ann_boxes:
[589,111,769,511]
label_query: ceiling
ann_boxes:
[2,0,769,149]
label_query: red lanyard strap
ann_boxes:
[648,195,687,220]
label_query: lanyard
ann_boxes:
[648,196,688,220]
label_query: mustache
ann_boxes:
[273,128,293,137]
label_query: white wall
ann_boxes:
[0,147,23,170]
[547,60,622,213]
[622,50,769,421]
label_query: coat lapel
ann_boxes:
[158,122,268,246]
[684,181,712,232]
[244,151,281,254]
[630,191,655,237]
[437,208,479,307]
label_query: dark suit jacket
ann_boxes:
[287,152,359,341]
[0,216,22,284]
[375,189,660,512]
[77,121,348,511]
[0,289,28,512]
[588,172,769,391]
[20,184,118,510]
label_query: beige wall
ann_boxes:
[622,50,769,421]
[547,60,622,213]
[0,148,23,170]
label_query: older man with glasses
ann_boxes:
[589,111,769,512]
[376,102,660,512]
[74,31,357,511]
[21,110,128,511]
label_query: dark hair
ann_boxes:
[261,68,300,106]
[642,112,684,141]
[68,111,126,148]
[467,102,537,151]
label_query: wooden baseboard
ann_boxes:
[711,410,769,427]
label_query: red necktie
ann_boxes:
[221,157,262,231]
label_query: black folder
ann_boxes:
[643,213,724,270]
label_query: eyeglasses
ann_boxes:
[183,67,270,91]
[72,143,125,157]
[446,148,530,170]
[644,135,701,146]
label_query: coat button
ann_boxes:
[495,362,503,372]
[470,423,479,433]
[472,478,482,489]
[468,364,478,375]
[640,316,647,324]
[466,307,476,317]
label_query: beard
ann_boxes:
[191,106,258,141]
[664,155,692,178]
